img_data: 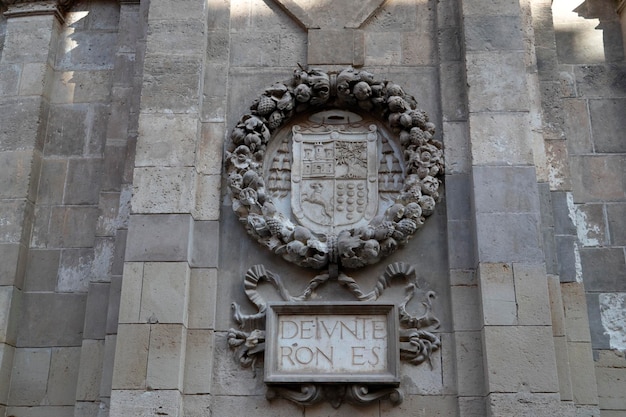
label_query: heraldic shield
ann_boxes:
[291,124,379,235]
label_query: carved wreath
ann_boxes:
[225,67,444,270]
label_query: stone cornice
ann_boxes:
[1,0,78,19]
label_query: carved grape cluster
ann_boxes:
[225,67,444,270]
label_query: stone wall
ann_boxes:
[0,0,624,416]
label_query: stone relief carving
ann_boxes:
[227,262,441,407]
[225,67,444,270]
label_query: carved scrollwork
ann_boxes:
[225,67,444,270]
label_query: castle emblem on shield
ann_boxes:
[291,124,379,234]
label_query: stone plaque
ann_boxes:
[265,302,399,384]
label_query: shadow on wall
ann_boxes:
[553,0,624,63]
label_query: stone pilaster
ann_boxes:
[0,2,62,412]
[461,0,564,414]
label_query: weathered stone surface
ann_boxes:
[440,62,468,121]
[561,283,592,343]
[57,248,94,292]
[465,15,524,52]
[192,174,221,221]
[567,341,599,406]
[83,282,110,340]
[574,64,626,99]
[131,167,196,214]
[442,121,470,174]
[36,158,67,204]
[17,293,87,347]
[455,331,484,397]
[111,323,150,389]
[64,158,104,205]
[118,262,143,324]
[555,235,578,283]
[478,263,516,325]
[0,286,19,345]
[468,112,534,165]
[190,221,219,268]
[475,213,543,263]
[380,394,458,416]
[473,166,540,214]
[140,262,189,325]
[136,113,197,167]
[43,104,89,156]
[2,15,57,64]
[0,150,34,199]
[570,155,626,203]
[8,347,51,406]
[50,70,112,104]
[146,20,206,56]
[0,63,20,95]
[580,248,626,292]
[146,323,185,390]
[24,249,60,291]
[0,343,15,404]
[589,99,626,153]
[0,97,42,152]
[487,392,572,416]
[75,339,105,402]
[513,263,552,326]
[109,389,182,417]
[125,214,191,261]
[197,122,225,175]
[483,326,559,393]
[607,203,626,245]
[188,268,217,330]
[552,336,573,401]
[183,329,213,394]
[100,334,117,398]
[213,395,303,417]
[47,206,99,248]
[47,346,81,405]
[55,31,116,71]
[451,286,480,331]
[141,54,202,113]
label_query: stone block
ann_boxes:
[465,51,530,112]
[437,27,462,62]
[57,248,94,292]
[136,113,197,167]
[109,389,182,417]
[0,199,28,244]
[92,237,115,282]
[364,31,402,66]
[447,220,475,270]
[17,293,87,347]
[487,392,570,416]
[85,103,110,157]
[468,112,534,165]
[75,339,105,401]
[230,32,281,67]
[584,294,610,350]
[4,406,74,417]
[607,203,626,245]
[2,16,56,64]
[552,336,573,401]
[575,203,607,247]
[451,286,481,331]
[48,206,99,248]
[55,31,116,71]
[213,395,303,417]
[131,167,196,214]
[147,0,206,20]
[0,286,19,345]
[473,166,540,214]
[140,262,190,325]
[125,214,192,262]
[455,331,485,396]
[83,282,110,340]
[0,64,20,95]
[440,62,468,121]
[100,334,116,398]
[547,275,565,336]
[465,15,524,52]
[589,99,626,152]
[458,396,487,417]
[206,31,229,62]
[188,268,217,330]
[197,122,225,175]
[580,248,626,292]
[111,323,150,389]
[0,150,34,199]
[561,283,592,343]
[24,249,60,291]
[0,244,22,286]
[379,394,458,416]
[106,276,122,334]
[146,323,186,390]
[211,331,266,395]
[184,329,213,394]
[74,402,102,417]
[562,99,592,154]
[190,221,219,268]
[449,269,476,286]
[401,28,435,66]
[445,174,471,221]
[574,64,626,99]
[207,0,230,31]
[43,104,89,156]
[551,191,575,235]
[47,346,81,405]
[475,213,543,263]
[30,205,52,249]
[51,70,112,104]
[119,262,143,323]
[513,263,551,325]
[462,0,522,16]
[8,347,51,406]
[96,192,120,236]
[36,158,67,204]
[193,174,221,221]
[64,158,104,205]
[0,343,15,404]
[141,54,202,113]
[483,326,559,393]
[398,341,444,395]
[146,19,206,56]
[570,155,626,203]
[555,235,578,283]
[595,366,626,410]
[0,97,42,152]
[478,263,516,325]
[182,394,212,417]
[567,341,599,405]
[442,121,470,174]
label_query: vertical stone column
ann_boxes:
[0,2,61,413]
[461,0,563,414]
[110,0,209,414]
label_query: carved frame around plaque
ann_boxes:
[225,67,445,408]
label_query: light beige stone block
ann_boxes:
[4,406,74,417]
[49,70,111,104]
[552,335,573,402]
[455,331,485,397]
[111,323,149,389]
[118,262,143,323]
[132,167,196,214]
[182,394,212,416]
[458,396,487,417]
[146,324,186,390]
[561,282,592,343]
[110,389,182,417]
[140,262,190,325]
[567,342,598,406]
[513,263,552,325]
[188,268,217,329]
[478,263,517,326]
[213,395,303,417]
[8,348,51,406]
[197,122,225,175]
[136,113,198,167]
[184,329,214,394]
[399,342,444,395]
[192,174,221,220]
[75,340,105,402]
[47,347,81,406]
[483,326,559,393]
[486,392,573,417]
[443,122,470,175]
[380,394,458,416]
[468,112,534,166]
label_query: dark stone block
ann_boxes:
[190,221,219,268]
[555,235,578,283]
[24,249,60,292]
[445,174,471,221]
[473,166,540,214]
[589,99,626,153]
[64,158,104,205]
[83,282,110,340]
[551,191,576,235]
[607,203,626,245]
[125,214,191,262]
[586,293,610,350]
[464,15,524,52]
[580,248,626,292]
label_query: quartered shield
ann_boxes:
[291,124,379,235]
